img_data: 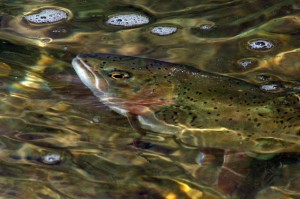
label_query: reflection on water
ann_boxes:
[0,0,299,198]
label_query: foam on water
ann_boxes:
[248,39,274,50]
[236,58,258,70]
[42,154,61,164]
[199,24,214,30]
[24,8,68,24]
[150,26,177,36]
[238,59,253,68]
[260,84,279,91]
[106,13,149,27]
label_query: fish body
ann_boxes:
[72,53,300,153]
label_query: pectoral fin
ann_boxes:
[137,110,181,135]
[217,150,251,195]
[126,112,146,136]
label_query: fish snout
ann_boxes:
[72,56,108,98]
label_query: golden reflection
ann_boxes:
[165,192,177,199]
[0,62,11,76]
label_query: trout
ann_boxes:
[72,53,300,154]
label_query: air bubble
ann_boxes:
[42,153,61,164]
[150,26,177,36]
[238,59,252,68]
[92,116,100,123]
[106,13,149,27]
[24,8,69,24]
[260,84,280,92]
[237,58,258,70]
[248,39,274,51]
[199,24,214,30]
[256,75,271,81]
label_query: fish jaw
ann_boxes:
[72,56,108,99]
[72,55,175,125]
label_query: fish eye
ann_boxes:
[108,71,130,80]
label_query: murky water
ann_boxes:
[0,0,300,198]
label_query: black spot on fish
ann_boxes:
[191,116,197,123]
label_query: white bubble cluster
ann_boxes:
[256,75,270,81]
[24,9,68,24]
[248,40,273,50]
[199,24,214,30]
[106,13,149,27]
[150,26,177,36]
[42,154,61,164]
[260,84,279,91]
[238,60,252,68]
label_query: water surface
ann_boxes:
[0,0,300,198]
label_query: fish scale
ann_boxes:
[72,53,300,154]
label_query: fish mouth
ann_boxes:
[72,55,108,98]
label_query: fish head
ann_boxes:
[72,54,176,113]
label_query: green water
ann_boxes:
[0,0,299,198]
